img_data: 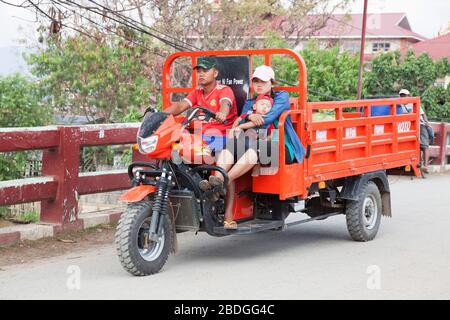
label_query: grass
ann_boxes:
[15,211,40,223]
[312,111,335,121]
[2,211,40,224]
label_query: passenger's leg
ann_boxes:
[224,180,235,224]
[214,149,234,179]
[227,148,258,182]
[222,149,258,229]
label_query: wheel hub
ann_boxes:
[137,217,165,261]
[362,195,378,230]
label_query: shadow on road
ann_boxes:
[169,216,352,266]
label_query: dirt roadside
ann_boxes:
[0,224,116,268]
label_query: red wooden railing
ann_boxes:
[0,124,146,228]
[429,122,450,170]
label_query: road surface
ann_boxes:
[1,174,449,299]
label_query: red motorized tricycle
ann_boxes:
[116,49,421,276]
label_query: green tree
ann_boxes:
[0,73,49,128]
[0,74,50,181]
[365,50,450,119]
[263,38,360,101]
[301,42,359,101]
[364,51,401,95]
[26,35,154,123]
[422,86,450,120]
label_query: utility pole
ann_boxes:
[357,0,368,100]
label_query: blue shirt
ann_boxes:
[240,91,305,163]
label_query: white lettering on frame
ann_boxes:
[316,130,327,141]
[398,121,411,133]
[345,127,357,138]
[374,125,384,135]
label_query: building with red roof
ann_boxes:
[402,33,450,61]
[292,13,427,60]
[186,11,428,61]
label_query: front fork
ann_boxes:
[149,161,173,242]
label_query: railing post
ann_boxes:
[439,122,447,172]
[40,126,81,228]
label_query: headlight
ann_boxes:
[138,135,158,154]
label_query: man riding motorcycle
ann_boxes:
[163,56,238,155]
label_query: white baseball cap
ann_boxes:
[252,65,275,82]
[399,89,410,96]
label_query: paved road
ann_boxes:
[1,174,449,299]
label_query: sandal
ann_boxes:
[209,175,226,196]
[224,220,237,230]
[199,179,220,202]
[199,179,212,191]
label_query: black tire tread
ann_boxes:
[115,201,172,276]
[345,181,382,242]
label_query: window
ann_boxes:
[372,43,391,53]
[343,42,359,54]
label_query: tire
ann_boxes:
[345,181,382,242]
[115,201,173,276]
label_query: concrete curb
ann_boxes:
[428,165,450,173]
[0,210,122,246]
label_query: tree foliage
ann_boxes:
[0,74,50,181]
[26,35,155,123]
[0,74,49,127]
[301,42,360,101]
[263,37,360,101]
[365,50,450,119]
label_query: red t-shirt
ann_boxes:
[184,83,237,135]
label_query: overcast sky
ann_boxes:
[0,0,449,48]
[345,0,450,38]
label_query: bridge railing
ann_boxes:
[0,124,147,229]
[429,122,450,171]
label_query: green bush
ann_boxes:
[0,74,50,181]
[365,50,450,119]
[422,85,450,121]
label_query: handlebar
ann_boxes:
[183,106,226,125]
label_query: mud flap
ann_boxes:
[120,185,156,202]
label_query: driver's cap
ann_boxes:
[193,57,217,70]
[252,65,275,82]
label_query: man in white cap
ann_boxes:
[399,89,433,173]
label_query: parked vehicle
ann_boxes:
[115,49,421,276]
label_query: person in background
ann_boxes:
[399,89,434,173]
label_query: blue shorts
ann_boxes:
[202,135,226,154]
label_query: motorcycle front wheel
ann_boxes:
[115,200,173,276]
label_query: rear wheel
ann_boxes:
[345,181,382,241]
[115,201,173,276]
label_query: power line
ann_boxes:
[56,1,343,102]
[59,0,183,49]
[48,0,168,58]
[0,0,32,8]
[58,0,196,52]
[87,0,201,51]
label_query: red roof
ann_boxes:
[309,13,426,41]
[259,12,427,41]
[187,12,427,43]
[403,33,450,61]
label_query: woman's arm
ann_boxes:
[248,91,290,128]
[238,121,257,130]
[261,91,290,128]
[231,118,242,128]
